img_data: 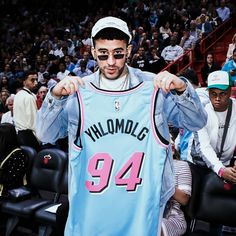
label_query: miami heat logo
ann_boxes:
[115,100,120,112]
[43,154,52,164]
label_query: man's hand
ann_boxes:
[222,167,236,184]
[154,71,187,93]
[51,76,85,98]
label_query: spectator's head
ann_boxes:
[37,86,48,101]
[207,71,232,111]
[22,71,38,91]
[190,20,197,30]
[179,68,199,88]
[200,14,206,23]
[0,89,9,104]
[170,36,178,46]
[59,62,66,72]
[205,52,216,65]
[5,94,14,112]
[220,0,226,8]
[80,60,87,72]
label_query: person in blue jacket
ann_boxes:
[36,16,207,236]
[222,48,236,84]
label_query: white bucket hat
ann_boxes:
[91,16,132,43]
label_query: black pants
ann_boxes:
[56,200,69,236]
[17,129,40,151]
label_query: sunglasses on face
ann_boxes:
[97,54,125,61]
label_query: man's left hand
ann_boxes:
[154,71,187,94]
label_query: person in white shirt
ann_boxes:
[189,70,236,181]
[216,0,230,22]
[57,62,70,81]
[188,70,236,236]
[13,71,40,151]
[161,36,184,63]
[179,28,196,51]
[1,95,14,124]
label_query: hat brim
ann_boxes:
[207,85,230,90]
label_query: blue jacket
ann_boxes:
[222,59,236,82]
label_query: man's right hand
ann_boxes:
[51,76,85,98]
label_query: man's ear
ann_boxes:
[91,47,96,60]
[127,44,133,58]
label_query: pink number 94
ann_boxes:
[85,152,144,193]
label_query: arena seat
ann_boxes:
[34,162,68,236]
[1,148,68,236]
[20,145,37,184]
[184,162,236,234]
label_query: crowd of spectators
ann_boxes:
[0,0,234,96]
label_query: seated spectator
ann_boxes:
[130,46,149,71]
[57,61,70,81]
[195,8,210,25]
[188,70,236,236]
[36,86,48,109]
[161,36,184,63]
[161,143,192,236]
[225,33,236,62]
[0,76,10,92]
[179,11,191,31]
[148,10,158,28]
[75,51,97,72]
[0,123,27,198]
[216,0,230,22]
[73,60,93,77]
[179,28,195,51]
[0,89,10,121]
[42,72,58,89]
[159,21,172,43]
[189,20,202,44]
[222,48,236,84]
[147,47,166,74]
[209,9,223,29]
[201,52,221,87]
[64,55,75,72]
[37,63,48,87]
[196,14,213,37]
[1,94,14,124]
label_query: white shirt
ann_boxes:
[57,70,70,81]
[13,88,37,132]
[161,45,184,61]
[99,74,129,91]
[1,111,14,124]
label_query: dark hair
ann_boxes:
[21,70,37,81]
[179,68,199,86]
[233,48,236,54]
[92,28,129,47]
[0,123,19,160]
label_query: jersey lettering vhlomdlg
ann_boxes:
[65,81,169,236]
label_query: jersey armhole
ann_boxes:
[73,91,84,148]
[151,89,169,146]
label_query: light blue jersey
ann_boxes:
[65,81,170,236]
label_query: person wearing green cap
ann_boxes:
[189,70,236,236]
